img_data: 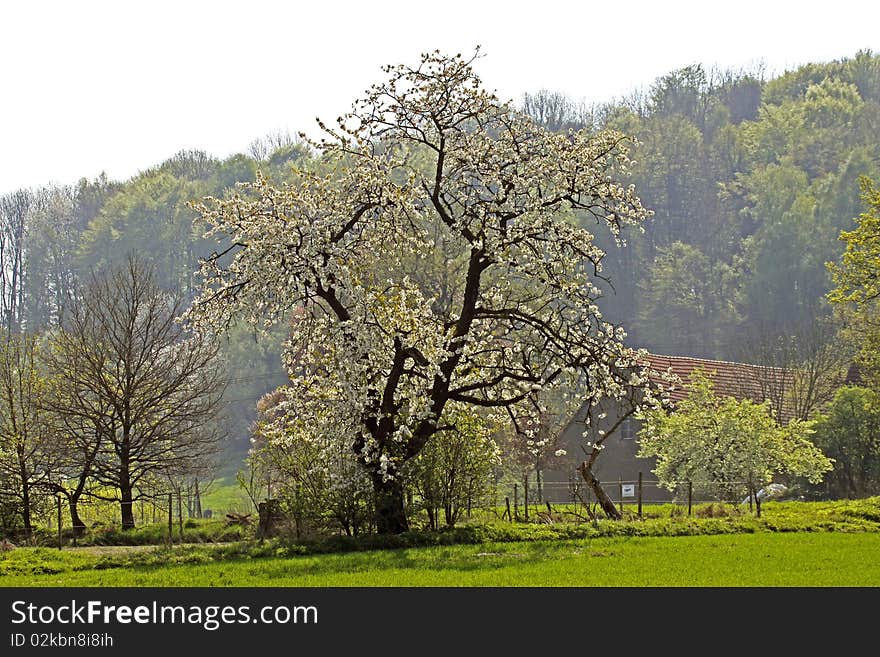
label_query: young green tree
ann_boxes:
[249,388,374,537]
[638,370,832,504]
[810,386,880,498]
[405,410,500,529]
[187,50,659,533]
[0,332,57,535]
[828,177,880,382]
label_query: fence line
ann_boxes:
[484,474,772,522]
[40,488,225,549]
[30,473,772,548]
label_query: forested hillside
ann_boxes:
[2,50,878,466]
[523,50,880,360]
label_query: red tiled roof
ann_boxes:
[644,353,795,423]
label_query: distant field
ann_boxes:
[199,478,255,516]
[2,532,878,587]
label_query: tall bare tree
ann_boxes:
[40,335,114,536]
[521,90,594,133]
[731,318,851,421]
[51,256,226,528]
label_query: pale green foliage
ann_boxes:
[828,177,880,381]
[404,409,500,528]
[249,389,374,537]
[0,332,57,530]
[636,241,740,356]
[811,386,880,498]
[738,159,825,327]
[77,168,207,293]
[638,370,832,500]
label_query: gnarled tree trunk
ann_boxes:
[69,498,85,538]
[119,472,136,529]
[371,472,408,534]
[578,461,622,520]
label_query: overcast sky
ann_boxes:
[2,0,878,197]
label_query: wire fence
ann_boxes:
[42,491,209,526]
[36,487,228,549]
[25,472,776,548]
[479,474,774,523]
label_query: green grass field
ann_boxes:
[199,477,255,516]
[3,498,878,587]
[2,532,878,587]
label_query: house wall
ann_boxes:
[542,399,673,503]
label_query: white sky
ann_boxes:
[2,0,878,197]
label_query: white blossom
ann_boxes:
[185,50,658,503]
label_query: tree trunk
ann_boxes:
[21,479,32,536]
[371,473,409,534]
[578,461,622,520]
[69,496,86,538]
[444,503,456,528]
[118,443,135,529]
[120,484,135,529]
[68,431,100,537]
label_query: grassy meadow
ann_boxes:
[1,498,878,587]
[0,532,877,587]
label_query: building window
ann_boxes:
[620,416,636,440]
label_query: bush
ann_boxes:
[71,519,252,547]
[404,411,500,530]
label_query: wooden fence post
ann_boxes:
[687,481,693,517]
[513,484,519,521]
[57,495,62,550]
[194,479,202,519]
[177,490,184,542]
[524,476,529,521]
[637,472,643,519]
[167,493,173,547]
[618,478,623,515]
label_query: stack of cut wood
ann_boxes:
[225,512,252,526]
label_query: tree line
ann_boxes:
[522,51,880,359]
[6,53,878,370]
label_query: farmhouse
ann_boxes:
[542,354,798,504]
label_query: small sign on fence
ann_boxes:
[621,484,635,498]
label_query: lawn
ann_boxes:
[1,532,878,587]
[199,477,255,516]
[3,498,879,587]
